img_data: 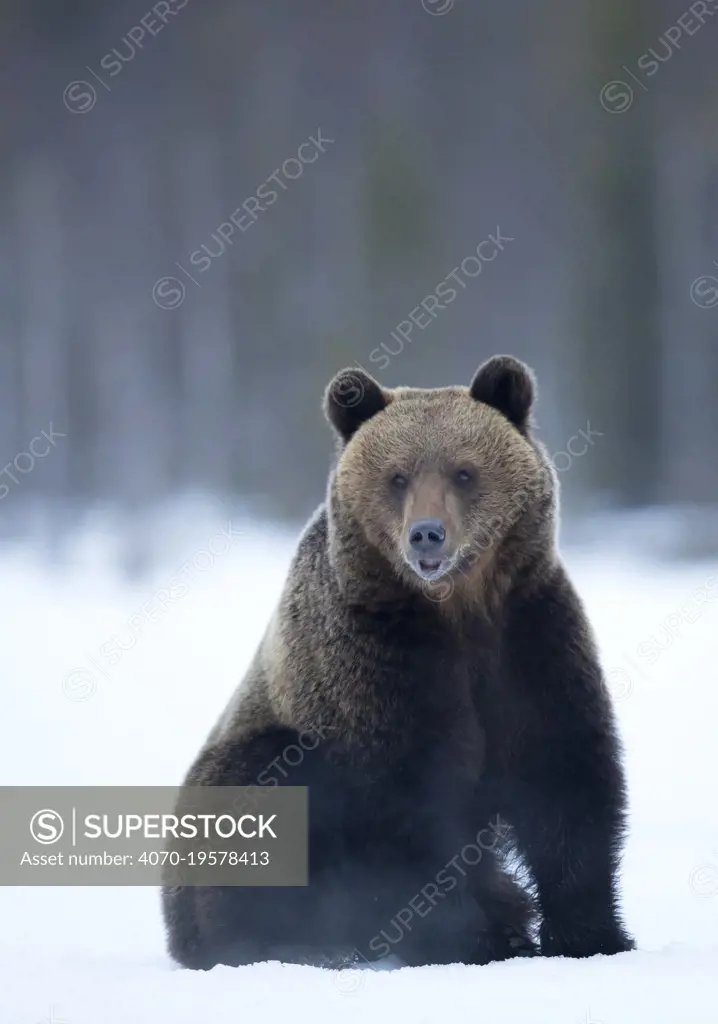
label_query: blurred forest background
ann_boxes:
[1,0,717,555]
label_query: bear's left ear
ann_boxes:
[469,355,536,433]
[324,368,390,442]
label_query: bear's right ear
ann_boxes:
[324,368,390,442]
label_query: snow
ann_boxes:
[2,513,717,1023]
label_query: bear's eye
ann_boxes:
[454,469,474,487]
[390,473,409,491]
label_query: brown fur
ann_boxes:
[329,379,556,617]
[162,355,633,970]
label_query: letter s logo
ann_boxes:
[30,809,65,844]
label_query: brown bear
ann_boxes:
[161,354,634,970]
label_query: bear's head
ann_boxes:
[324,355,556,602]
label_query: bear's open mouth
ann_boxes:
[409,556,453,581]
[418,559,442,574]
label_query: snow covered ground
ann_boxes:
[2,509,717,1023]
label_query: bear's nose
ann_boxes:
[408,518,446,554]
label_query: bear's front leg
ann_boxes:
[511,787,634,958]
[499,564,635,959]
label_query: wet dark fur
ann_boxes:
[162,356,634,969]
